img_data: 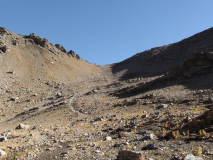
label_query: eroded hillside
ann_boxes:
[0,27,213,160]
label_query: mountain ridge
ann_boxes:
[111,26,213,80]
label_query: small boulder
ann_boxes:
[94,117,103,122]
[142,133,156,140]
[16,123,29,130]
[117,150,143,160]
[142,144,158,150]
[157,104,169,109]
[75,54,81,60]
[0,136,8,142]
[56,92,62,98]
[119,131,131,138]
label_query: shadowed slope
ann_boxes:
[111,27,213,80]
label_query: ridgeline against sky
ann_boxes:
[1,1,213,65]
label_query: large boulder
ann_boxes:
[117,150,143,160]
[185,106,213,129]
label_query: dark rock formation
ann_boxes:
[28,33,48,47]
[55,44,67,53]
[0,40,7,53]
[117,150,143,160]
[171,52,213,78]
[68,50,75,57]
[75,54,81,60]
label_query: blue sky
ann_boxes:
[1,1,213,65]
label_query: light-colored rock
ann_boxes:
[0,149,7,158]
[184,154,203,160]
[94,150,101,153]
[16,123,30,129]
[105,136,112,141]
[142,133,156,140]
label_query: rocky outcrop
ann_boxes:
[68,50,81,60]
[75,54,81,60]
[171,52,213,78]
[0,40,7,53]
[55,44,67,53]
[0,27,9,36]
[0,136,8,142]
[112,27,213,80]
[68,50,75,57]
[186,106,213,129]
[25,33,48,47]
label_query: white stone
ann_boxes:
[184,154,203,160]
[0,149,7,158]
[105,136,112,141]
[94,150,101,153]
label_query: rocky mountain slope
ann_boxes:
[0,27,213,160]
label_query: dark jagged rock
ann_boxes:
[55,44,67,53]
[0,45,7,53]
[0,27,9,36]
[68,50,75,57]
[75,54,81,60]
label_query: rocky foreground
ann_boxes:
[0,27,213,160]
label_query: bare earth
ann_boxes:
[0,27,213,160]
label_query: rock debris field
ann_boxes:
[0,27,213,160]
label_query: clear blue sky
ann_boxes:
[1,1,213,65]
